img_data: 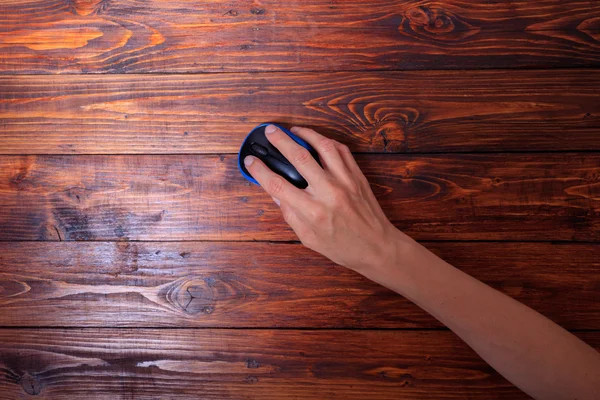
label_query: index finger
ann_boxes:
[244,155,308,206]
[264,125,326,189]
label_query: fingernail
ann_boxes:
[290,126,300,133]
[272,197,280,206]
[265,124,277,135]
[244,156,255,166]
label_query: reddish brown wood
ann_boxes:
[0,0,599,73]
[1,70,599,154]
[2,329,597,399]
[0,241,597,329]
[2,1,599,399]
[1,154,599,241]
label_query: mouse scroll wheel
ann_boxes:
[250,143,269,157]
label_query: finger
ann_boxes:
[264,125,325,188]
[244,155,308,206]
[335,141,373,194]
[291,126,359,187]
[334,141,364,179]
[289,126,349,179]
[333,145,386,219]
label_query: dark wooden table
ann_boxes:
[1,1,599,398]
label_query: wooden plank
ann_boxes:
[0,0,599,73]
[1,70,599,154]
[1,154,599,242]
[2,329,598,399]
[0,242,597,329]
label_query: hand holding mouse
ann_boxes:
[243,124,600,400]
[243,124,408,273]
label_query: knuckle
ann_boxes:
[310,208,327,223]
[337,143,351,154]
[318,138,336,153]
[292,148,312,165]
[359,172,371,187]
[268,176,285,195]
[329,186,347,202]
[280,205,294,223]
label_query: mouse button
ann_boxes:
[249,142,269,157]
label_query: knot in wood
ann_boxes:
[19,373,41,395]
[163,275,244,316]
[400,5,478,40]
[70,0,106,16]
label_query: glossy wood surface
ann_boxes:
[0,241,597,329]
[1,0,600,73]
[1,0,599,398]
[1,70,598,154]
[1,154,599,241]
[1,329,598,399]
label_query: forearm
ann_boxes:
[245,125,600,399]
[362,229,600,400]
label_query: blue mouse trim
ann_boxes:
[238,123,313,186]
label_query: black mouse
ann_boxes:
[238,123,320,189]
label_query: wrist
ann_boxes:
[358,225,418,286]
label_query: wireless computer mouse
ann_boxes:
[238,123,320,189]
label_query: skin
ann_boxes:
[244,124,600,400]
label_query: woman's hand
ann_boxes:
[243,124,406,273]
[245,124,600,400]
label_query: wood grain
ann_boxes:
[2,1,599,399]
[0,241,598,329]
[1,0,599,73]
[1,154,599,242]
[2,329,598,399]
[1,70,599,154]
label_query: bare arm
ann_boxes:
[244,124,600,400]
